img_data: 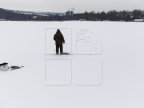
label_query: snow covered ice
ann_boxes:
[0,21,144,108]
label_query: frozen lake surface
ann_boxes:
[0,21,144,108]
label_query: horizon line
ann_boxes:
[1,7,144,13]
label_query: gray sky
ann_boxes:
[0,0,144,13]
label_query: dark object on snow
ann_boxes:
[0,62,9,71]
[10,66,24,70]
[0,62,8,66]
[53,29,65,54]
[0,62,24,71]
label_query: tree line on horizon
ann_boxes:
[73,9,144,21]
[0,8,144,21]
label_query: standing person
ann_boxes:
[53,29,65,54]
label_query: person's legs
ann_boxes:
[56,45,59,54]
[60,45,63,54]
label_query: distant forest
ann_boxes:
[76,10,144,21]
[0,8,144,21]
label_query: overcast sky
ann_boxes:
[0,0,144,13]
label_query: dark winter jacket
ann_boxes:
[54,30,65,45]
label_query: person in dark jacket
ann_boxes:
[53,29,65,54]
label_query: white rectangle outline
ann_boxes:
[44,59,72,86]
[74,29,103,55]
[45,28,72,55]
[0,101,5,108]
[74,56,103,86]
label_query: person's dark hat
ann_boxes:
[57,29,60,33]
